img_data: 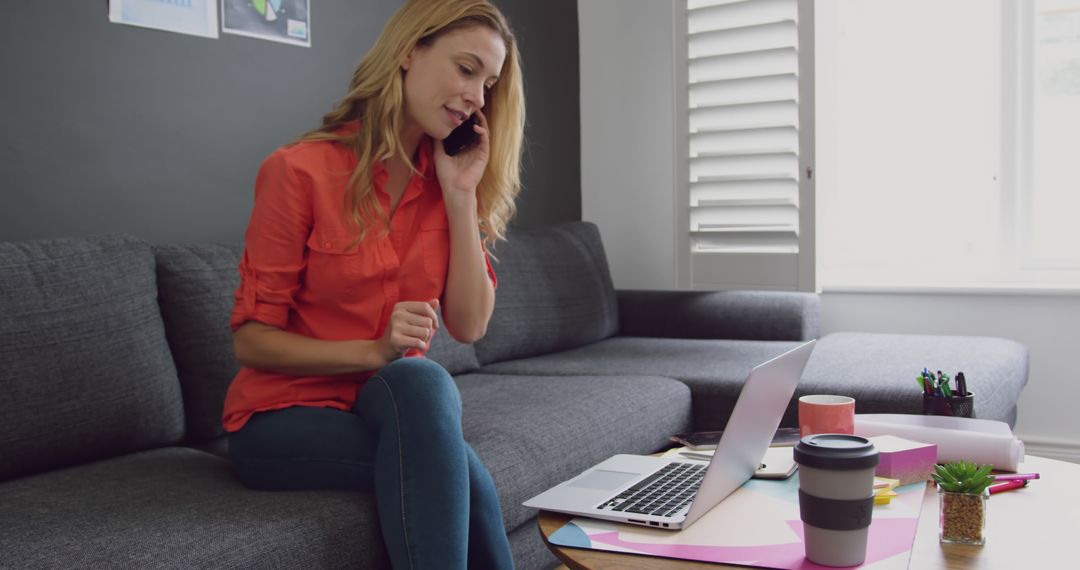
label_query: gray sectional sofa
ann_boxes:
[0,221,1028,569]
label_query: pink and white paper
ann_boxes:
[548,475,927,569]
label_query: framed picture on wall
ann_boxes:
[222,0,311,47]
[109,0,219,39]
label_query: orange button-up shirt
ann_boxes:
[222,121,495,432]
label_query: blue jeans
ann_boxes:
[228,358,514,570]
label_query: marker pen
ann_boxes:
[988,479,1028,495]
[991,473,1040,482]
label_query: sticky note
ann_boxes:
[869,435,938,486]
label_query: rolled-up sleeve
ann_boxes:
[230,149,312,331]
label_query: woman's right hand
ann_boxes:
[233,299,440,375]
[377,299,440,364]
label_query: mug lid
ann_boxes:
[794,434,879,470]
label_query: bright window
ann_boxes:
[817,0,1080,291]
[1024,0,1080,269]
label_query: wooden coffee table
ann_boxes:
[538,454,1077,569]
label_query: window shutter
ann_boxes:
[681,0,814,290]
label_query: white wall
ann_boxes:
[579,0,1080,463]
[579,0,677,290]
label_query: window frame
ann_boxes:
[675,0,817,292]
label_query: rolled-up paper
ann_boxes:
[854,414,1024,472]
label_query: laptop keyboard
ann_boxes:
[596,462,704,517]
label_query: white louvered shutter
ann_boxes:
[682,0,814,291]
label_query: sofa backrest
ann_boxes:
[473,221,619,364]
[154,243,482,442]
[153,244,244,442]
[0,235,185,482]
[425,320,483,374]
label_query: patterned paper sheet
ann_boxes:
[548,475,927,569]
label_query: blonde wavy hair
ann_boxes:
[296,0,524,251]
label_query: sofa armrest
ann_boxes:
[616,290,821,341]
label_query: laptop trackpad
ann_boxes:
[569,469,640,491]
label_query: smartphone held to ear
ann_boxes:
[443,114,479,156]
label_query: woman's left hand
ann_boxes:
[433,109,490,203]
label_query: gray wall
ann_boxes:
[0,0,579,245]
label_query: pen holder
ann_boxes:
[922,392,975,418]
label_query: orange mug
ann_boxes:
[798,395,856,438]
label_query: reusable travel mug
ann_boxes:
[794,434,880,567]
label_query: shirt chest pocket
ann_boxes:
[420,218,450,283]
[305,228,367,299]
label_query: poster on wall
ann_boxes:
[108,0,219,39]
[222,0,311,47]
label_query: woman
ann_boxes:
[222,1,524,568]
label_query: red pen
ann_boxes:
[989,479,1028,495]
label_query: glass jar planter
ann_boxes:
[938,488,988,545]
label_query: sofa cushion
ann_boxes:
[506,519,560,570]
[456,373,692,531]
[477,338,800,433]
[0,447,390,568]
[477,333,1030,431]
[473,222,619,364]
[424,314,482,374]
[0,235,184,481]
[800,332,1029,426]
[154,244,243,442]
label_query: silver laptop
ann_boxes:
[523,339,815,531]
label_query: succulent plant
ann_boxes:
[932,460,995,494]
